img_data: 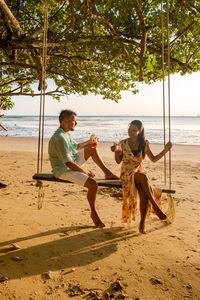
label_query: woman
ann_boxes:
[111,120,172,233]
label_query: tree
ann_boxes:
[0,0,200,104]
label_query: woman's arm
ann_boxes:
[146,141,172,162]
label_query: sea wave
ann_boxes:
[1,115,200,145]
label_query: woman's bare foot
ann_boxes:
[105,171,119,180]
[138,221,146,234]
[152,207,167,220]
[158,212,167,220]
[91,212,105,228]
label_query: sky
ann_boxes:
[5,71,200,116]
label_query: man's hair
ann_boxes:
[59,109,76,123]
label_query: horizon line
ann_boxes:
[4,114,200,117]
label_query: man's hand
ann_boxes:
[87,170,95,178]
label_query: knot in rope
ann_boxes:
[36,180,45,210]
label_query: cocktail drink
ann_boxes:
[91,137,98,148]
[115,143,122,155]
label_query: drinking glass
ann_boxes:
[115,143,122,155]
[91,137,98,148]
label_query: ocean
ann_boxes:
[1,115,200,145]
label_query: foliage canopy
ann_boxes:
[0,0,200,110]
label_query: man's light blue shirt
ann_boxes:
[48,128,78,177]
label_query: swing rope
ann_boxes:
[161,0,167,185]
[161,0,175,223]
[166,0,172,190]
[161,0,172,189]
[36,0,48,209]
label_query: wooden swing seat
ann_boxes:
[32,173,176,194]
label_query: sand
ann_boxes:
[0,136,199,300]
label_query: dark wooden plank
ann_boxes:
[161,189,176,194]
[95,178,122,187]
[32,173,72,183]
[32,173,176,194]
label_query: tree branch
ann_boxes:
[0,9,14,39]
[0,76,35,88]
[0,62,37,69]
[50,0,67,21]
[0,34,192,72]
[53,71,81,84]
[170,21,196,46]
[56,0,75,40]
[178,0,199,15]
[81,0,118,36]
[132,0,148,81]
[29,27,44,39]
[77,0,135,63]
[51,53,99,64]
[0,89,66,97]
[186,46,200,64]
[0,122,8,131]
[0,0,24,37]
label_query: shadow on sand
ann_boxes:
[0,226,139,280]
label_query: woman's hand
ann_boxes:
[110,144,115,152]
[145,140,150,152]
[165,141,172,152]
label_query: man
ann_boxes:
[48,109,118,228]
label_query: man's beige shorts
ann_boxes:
[58,149,89,186]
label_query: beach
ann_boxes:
[0,136,199,299]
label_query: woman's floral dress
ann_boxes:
[120,139,162,224]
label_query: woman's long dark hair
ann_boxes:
[130,120,146,158]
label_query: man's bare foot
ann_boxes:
[138,221,146,234]
[91,212,105,228]
[105,171,119,180]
